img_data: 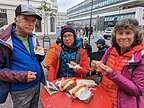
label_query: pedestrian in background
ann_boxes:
[56,36,62,46]
[82,36,92,57]
[140,30,144,43]
[0,4,46,108]
[91,18,144,108]
[45,25,89,81]
[87,39,108,84]
[84,27,89,37]
[90,39,109,62]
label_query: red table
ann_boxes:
[40,79,112,108]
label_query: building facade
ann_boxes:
[67,0,144,31]
[56,12,67,37]
[0,0,58,36]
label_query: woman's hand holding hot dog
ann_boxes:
[91,60,113,75]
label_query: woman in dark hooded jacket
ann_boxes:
[45,25,89,81]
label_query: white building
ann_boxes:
[67,0,144,31]
[56,12,67,37]
[0,0,58,36]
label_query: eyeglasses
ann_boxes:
[63,34,73,39]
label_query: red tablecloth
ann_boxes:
[40,79,112,108]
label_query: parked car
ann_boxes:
[103,27,114,40]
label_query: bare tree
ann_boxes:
[38,0,53,35]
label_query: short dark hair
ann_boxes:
[112,18,142,49]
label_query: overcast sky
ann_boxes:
[57,0,85,12]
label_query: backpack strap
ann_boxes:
[129,49,144,79]
[102,47,112,64]
[141,49,144,58]
[75,49,80,64]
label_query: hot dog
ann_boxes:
[69,84,87,97]
[60,79,76,91]
[70,61,77,66]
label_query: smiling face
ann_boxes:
[115,28,135,49]
[62,32,75,47]
[15,15,36,36]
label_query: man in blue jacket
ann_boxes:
[0,4,45,108]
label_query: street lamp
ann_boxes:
[27,0,30,4]
[89,0,93,44]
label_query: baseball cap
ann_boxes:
[15,4,42,20]
[95,39,105,46]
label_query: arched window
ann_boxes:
[35,19,42,32]
[0,9,7,27]
[50,17,55,32]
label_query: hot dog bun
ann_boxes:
[69,84,86,97]
[69,84,92,103]
[60,79,75,91]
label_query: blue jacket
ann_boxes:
[10,27,43,91]
[102,47,144,108]
[0,23,45,103]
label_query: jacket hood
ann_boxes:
[0,24,14,49]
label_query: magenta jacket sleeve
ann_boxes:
[107,58,144,96]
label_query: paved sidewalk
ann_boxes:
[0,94,13,108]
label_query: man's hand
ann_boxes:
[27,71,37,82]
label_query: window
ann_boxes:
[35,19,42,32]
[0,13,7,27]
[50,17,55,32]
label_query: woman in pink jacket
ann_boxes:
[91,18,144,108]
